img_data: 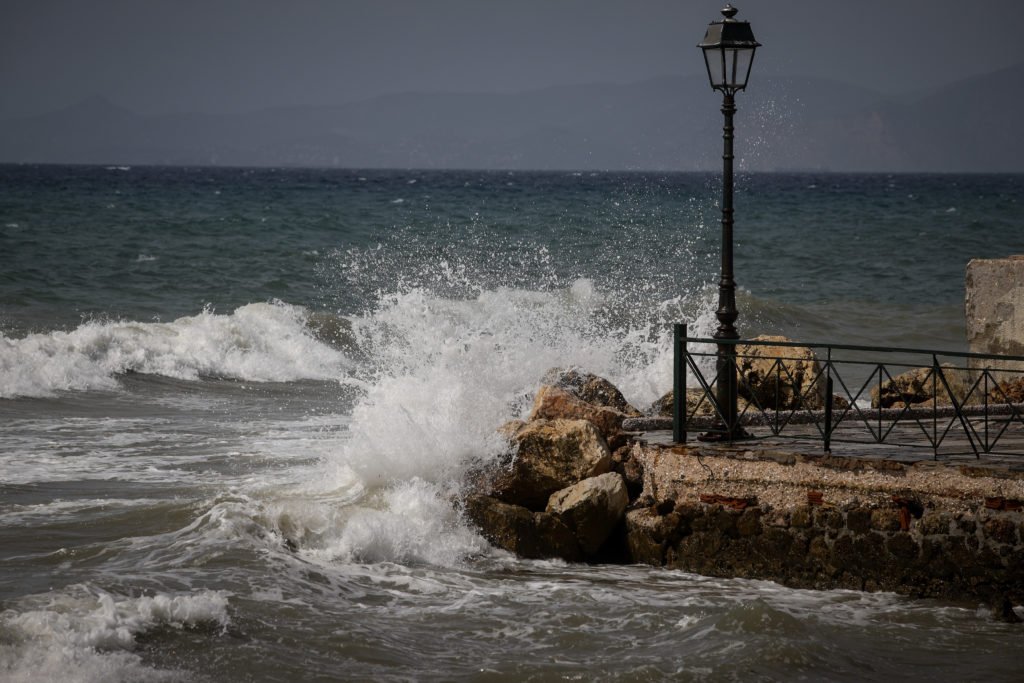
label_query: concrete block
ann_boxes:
[965,256,1024,377]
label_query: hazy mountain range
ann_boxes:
[2,63,1022,172]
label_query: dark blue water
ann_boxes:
[5,166,1020,339]
[2,165,1023,681]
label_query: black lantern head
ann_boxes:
[698,4,760,95]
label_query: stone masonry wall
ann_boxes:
[626,499,1024,609]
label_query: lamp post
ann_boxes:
[698,4,759,441]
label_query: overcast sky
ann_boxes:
[3,1,1024,120]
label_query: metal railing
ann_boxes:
[672,324,1024,458]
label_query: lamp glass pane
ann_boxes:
[731,48,754,88]
[703,48,725,88]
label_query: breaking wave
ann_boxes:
[0,301,351,398]
[0,584,229,682]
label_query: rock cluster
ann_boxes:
[646,336,1024,414]
[991,377,1024,403]
[458,360,1024,616]
[868,364,1024,409]
[650,335,831,417]
[650,387,748,418]
[871,363,980,409]
[463,369,642,561]
[737,334,828,410]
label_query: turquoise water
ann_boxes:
[2,165,1023,681]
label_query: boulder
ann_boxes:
[541,368,642,417]
[490,418,612,509]
[611,444,644,501]
[546,472,629,555]
[737,335,827,410]
[497,420,527,439]
[623,507,684,565]
[990,377,1024,404]
[462,420,527,495]
[463,494,581,561]
[530,385,629,448]
[831,394,851,410]
[650,387,740,418]
[871,364,980,409]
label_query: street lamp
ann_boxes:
[698,4,759,441]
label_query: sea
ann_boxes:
[2,164,1024,681]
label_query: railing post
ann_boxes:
[934,355,979,459]
[984,369,990,450]
[876,364,883,441]
[932,357,939,455]
[674,323,687,443]
[824,376,833,453]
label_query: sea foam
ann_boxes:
[331,278,718,484]
[285,277,718,566]
[0,585,229,682]
[0,301,349,398]
[317,478,491,566]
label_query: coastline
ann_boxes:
[464,363,1024,621]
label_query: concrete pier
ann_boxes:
[624,430,1024,619]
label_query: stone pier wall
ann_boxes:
[966,256,1024,377]
[626,498,1024,607]
[624,443,1024,612]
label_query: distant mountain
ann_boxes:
[2,64,1023,171]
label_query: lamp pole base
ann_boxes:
[697,418,754,442]
[696,429,754,443]
[696,430,753,446]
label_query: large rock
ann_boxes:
[871,363,980,409]
[611,443,644,501]
[490,418,612,509]
[542,368,642,417]
[624,507,686,566]
[546,472,628,555]
[650,387,745,417]
[990,377,1024,404]
[737,335,827,410]
[530,385,629,448]
[463,494,581,561]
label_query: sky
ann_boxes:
[2,1,1024,121]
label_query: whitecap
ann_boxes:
[0,301,351,398]
[313,478,490,567]
[309,276,716,502]
[0,584,229,682]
